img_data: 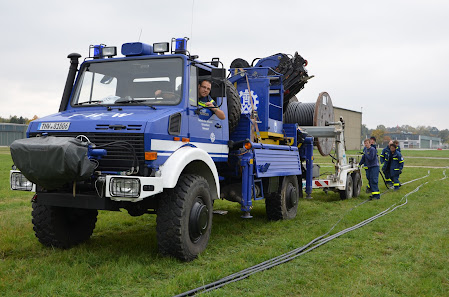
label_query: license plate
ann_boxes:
[38,122,71,130]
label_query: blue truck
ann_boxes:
[10,38,319,261]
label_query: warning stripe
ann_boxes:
[315,180,329,187]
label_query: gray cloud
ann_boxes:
[1,0,448,129]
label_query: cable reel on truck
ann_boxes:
[284,92,334,156]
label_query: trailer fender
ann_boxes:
[159,146,220,200]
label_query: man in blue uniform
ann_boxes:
[370,136,377,149]
[197,79,225,120]
[359,138,380,199]
[380,140,393,188]
[388,143,404,190]
[393,140,401,152]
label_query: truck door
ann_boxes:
[188,66,227,161]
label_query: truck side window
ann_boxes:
[189,66,198,106]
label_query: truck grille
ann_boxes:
[29,132,145,173]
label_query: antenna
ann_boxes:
[138,28,143,42]
[189,0,195,52]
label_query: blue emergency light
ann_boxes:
[173,37,188,54]
[93,45,104,57]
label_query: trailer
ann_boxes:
[9,38,352,261]
[300,119,362,199]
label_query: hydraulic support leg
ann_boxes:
[241,152,254,218]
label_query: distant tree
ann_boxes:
[400,125,416,133]
[376,124,386,131]
[430,127,439,136]
[9,115,19,123]
[383,135,391,146]
[416,125,433,136]
[438,129,449,143]
[27,115,39,124]
[371,129,385,144]
[0,115,31,124]
[361,124,371,139]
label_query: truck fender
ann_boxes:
[159,146,220,200]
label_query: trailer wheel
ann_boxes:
[339,174,353,200]
[352,171,362,197]
[31,203,98,248]
[156,174,213,261]
[225,80,241,134]
[266,176,299,220]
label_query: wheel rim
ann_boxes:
[347,177,353,198]
[189,197,209,242]
[286,183,298,210]
[354,173,361,196]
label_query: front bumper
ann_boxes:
[10,170,163,202]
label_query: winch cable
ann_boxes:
[174,170,436,296]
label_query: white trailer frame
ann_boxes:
[301,119,362,199]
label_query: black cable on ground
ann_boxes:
[174,170,437,297]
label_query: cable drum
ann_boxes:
[284,92,334,156]
[285,102,315,126]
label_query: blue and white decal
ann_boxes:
[151,139,228,159]
[239,89,259,114]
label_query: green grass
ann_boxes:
[1,146,449,296]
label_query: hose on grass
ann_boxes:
[174,170,441,296]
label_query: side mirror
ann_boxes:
[210,68,226,98]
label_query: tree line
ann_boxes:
[362,124,449,145]
[0,115,38,125]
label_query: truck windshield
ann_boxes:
[71,57,183,106]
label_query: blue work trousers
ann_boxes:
[392,174,400,189]
[367,166,380,197]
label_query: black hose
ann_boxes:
[379,170,390,188]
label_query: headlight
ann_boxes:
[110,177,140,198]
[11,172,34,191]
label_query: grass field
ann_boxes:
[1,146,449,296]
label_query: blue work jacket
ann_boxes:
[359,146,379,168]
[389,150,404,176]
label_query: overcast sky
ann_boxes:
[1,0,448,130]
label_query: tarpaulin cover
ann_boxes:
[10,136,95,190]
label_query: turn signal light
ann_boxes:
[244,142,252,150]
[145,151,158,160]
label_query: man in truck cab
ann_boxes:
[198,79,225,120]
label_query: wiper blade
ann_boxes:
[74,100,103,105]
[114,96,135,104]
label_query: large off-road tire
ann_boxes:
[156,174,213,261]
[266,176,300,220]
[225,80,241,134]
[339,174,354,200]
[31,203,98,248]
[352,171,362,198]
